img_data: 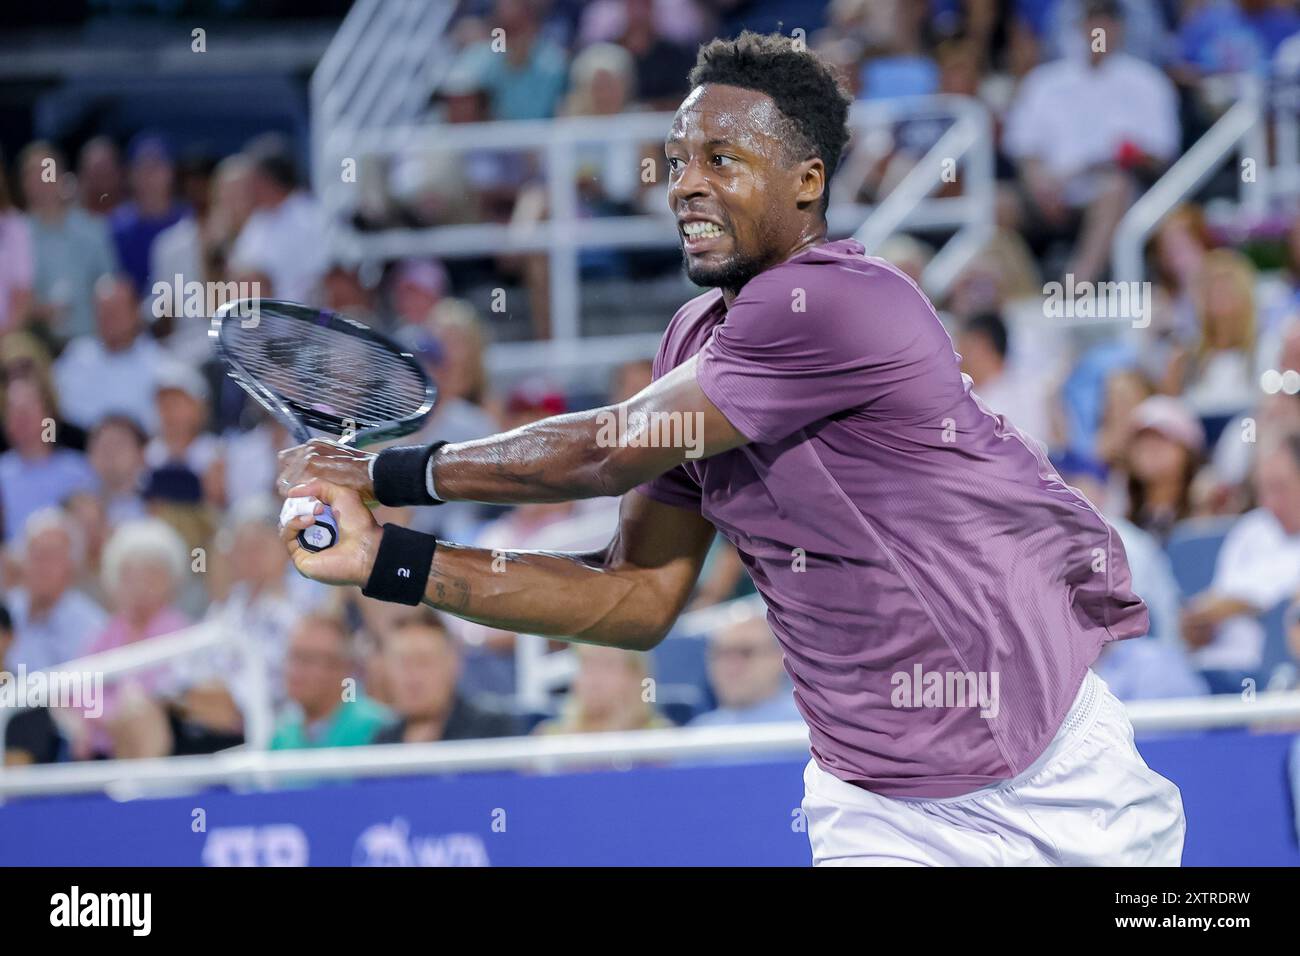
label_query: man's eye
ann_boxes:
[712,155,735,167]
[667,157,683,172]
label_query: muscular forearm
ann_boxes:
[432,409,673,505]
[421,541,677,650]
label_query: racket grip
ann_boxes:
[289,498,338,552]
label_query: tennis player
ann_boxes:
[278,32,1185,866]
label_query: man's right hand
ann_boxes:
[277,438,377,502]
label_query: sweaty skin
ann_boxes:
[278,83,830,649]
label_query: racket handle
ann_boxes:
[285,498,338,552]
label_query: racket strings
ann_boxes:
[223,312,429,431]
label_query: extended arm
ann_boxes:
[276,355,749,506]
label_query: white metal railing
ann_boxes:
[310,0,997,374]
[0,604,274,788]
[851,94,996,298]
[2,689,1298,800]
[1107,59,1300,285]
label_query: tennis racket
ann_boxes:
[213,298,437,552]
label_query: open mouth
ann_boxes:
[680,219,728,254]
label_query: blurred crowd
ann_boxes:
[2,0,1300,769]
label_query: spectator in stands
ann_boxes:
[315,262,376,327]
[1096,367,1155,475]
[4,507,106,673]
[578,0,699,109]
[1,600,63,766]
[390,259,448,327]
[204,155,257,278]
[86,414,148,526]
[0,332,87,467]
[62,492,109,603]
[229,135,327,303]
[192,496,300,715]
[148,151,218,355]
[1146,206,1209,347]
[139,464,213,618]
[108,132,187,295]
[271,612,392,750]
[1181,433,1300,688]
[1165,248,1261,418]
[1255,214,1300,362]
[76,518,192,758]
[1121,395,1205,543]
[857,0,939,101]
[1045,0,1175,65]
[690,617,800,726]
[1172,0,1265,81]
[428,297,495,413]
[451,0,569,121]
[146,361,223,507]
[534,644,671,734]
[54,274,164,432]
[76,136,125,218]
[0,147,34,333]
[373,611,520,743]
[1001,0,1179,284]
[152,152,258,366]
[1211,321,1300,497]
[18,141,118,342]
[957,310,1052,445]
[397,315,499,543]
[943,230,1043,323]
[0,376,97,545]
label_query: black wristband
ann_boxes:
[373,441,447,507]
[361,524,438,606]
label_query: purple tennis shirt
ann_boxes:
[638,238,1148,798]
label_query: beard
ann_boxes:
[683,248,766,293]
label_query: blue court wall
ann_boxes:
[0,729,1295,866]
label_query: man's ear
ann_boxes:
[794,157,826,209]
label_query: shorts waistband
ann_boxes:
[892,669,1106,806]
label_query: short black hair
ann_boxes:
[244,133,299,191]
[91,413,148,449]
[688,31,852,213]
[964,311,1009,360]
[1084,0,1123,20]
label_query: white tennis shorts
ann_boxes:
[802,671,1186,866]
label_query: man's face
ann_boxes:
[1257,447,1300,535]
[1084,14,1122,60]
[23,527,76,606]
[21,153,61,208]
[88,421,144,488]
[94,280,139,350]
[572,645,640,718]
[3,378,47,449]
[665,84,818,291]
[156,388,203,437]
[385,627,459,721]
[130,153,174,208]
[708,619,786,710]
[284,619,349,714]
